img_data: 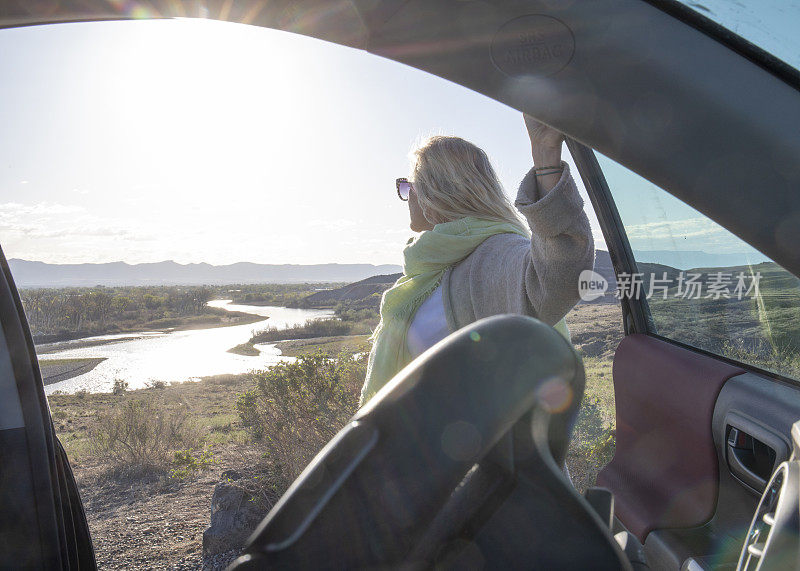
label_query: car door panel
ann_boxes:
[567,106,800,567]
[0,247,95,569]
[0,256,64,568]
[711,373,800,525]
[642,373,800,569]
[597,334,746,542]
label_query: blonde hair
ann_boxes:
[410,135,527,231]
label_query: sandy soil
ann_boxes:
[74,446,262,570]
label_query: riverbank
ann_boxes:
[36,310,265,354]
[38,358,107,386]
[49,336,361,568]
[274,334,370,357]
[36,309,267,387]
[51,337,358,569]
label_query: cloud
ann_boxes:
[4,225,135,239]
[0,199,405,265]
[624,216,750,252]
[625,217,735,240]
[0,202,85,217]
[624,217,724,240]
[0,201,148,241]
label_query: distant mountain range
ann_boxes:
[8,259,403,288]
[7,248,769,289]
[633,250,769,269]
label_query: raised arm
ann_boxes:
[515,115,594,324]
[441,117,594,331]
[523,113,565,193]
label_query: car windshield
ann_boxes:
[674,0,800,73]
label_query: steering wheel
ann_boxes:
[737,422,800,570]
[229,314,631,569]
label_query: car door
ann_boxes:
[361,1,800,566]
[0,245,95,569]
[565,139,800,569]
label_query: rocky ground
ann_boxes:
[74,445,267,570]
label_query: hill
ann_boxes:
[302,273,401,307]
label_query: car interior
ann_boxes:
[0,1,799,570]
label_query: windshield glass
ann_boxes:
[675,0,800,73]
[597,151,800,384]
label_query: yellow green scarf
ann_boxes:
[360,216,569,405]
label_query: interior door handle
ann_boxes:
[727,444,766,491]
[727,427,771,491]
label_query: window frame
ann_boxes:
[570,140,800,389]
[566,139,654,336]
[642,0,800,90]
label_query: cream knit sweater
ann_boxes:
[440,162,594,333]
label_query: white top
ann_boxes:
[406,285,451,358]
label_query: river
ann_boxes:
[39,300,333,394]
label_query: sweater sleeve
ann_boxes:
[513,161,595,325]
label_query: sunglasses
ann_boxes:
[396,177,413,201]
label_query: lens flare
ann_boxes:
[536,376,573,413]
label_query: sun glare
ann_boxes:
[1,17,605,265]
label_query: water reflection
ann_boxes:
[41,300,333,394]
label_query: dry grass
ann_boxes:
[565,303,623,492]
[89,396,201,472]
[49,374,254,465]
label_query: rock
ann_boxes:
[577,339,607,358]
[202,472,268,558]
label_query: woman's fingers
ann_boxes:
[524,113,564,150]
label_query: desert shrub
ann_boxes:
[236,351,364,482]
[571,396,615,457]
[170,448,215,480]
[89,397,200,472]
[112,378,128,395]
[567,396,616,493]
[250,319,353,343]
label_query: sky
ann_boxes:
[0,16,773,267]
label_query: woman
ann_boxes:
[360,114,594,405]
